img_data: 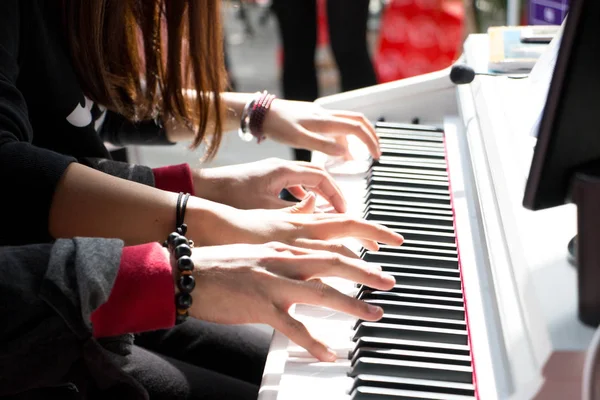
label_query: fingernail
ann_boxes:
[368,304,383,315]
[325,349,337,361]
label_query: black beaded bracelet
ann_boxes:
[164,231,195,324]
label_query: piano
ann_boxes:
[258,34,596,400]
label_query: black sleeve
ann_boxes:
[0,1,77,246]
[78,157,156,186]
[99,110,175,146]
[0,238,123,395]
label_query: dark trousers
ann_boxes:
[130,319,270,399]
[272,0,378,162]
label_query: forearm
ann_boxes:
[165,92,255,142]
[48,162,218,246]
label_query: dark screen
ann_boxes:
[523,0,600,210]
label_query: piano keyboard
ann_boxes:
[348,122,475,399]
[259,122,477,400]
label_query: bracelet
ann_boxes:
[238,90,276,144]
[164,231,195,324]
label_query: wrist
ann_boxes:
[191,168,225,204]
[183,195,235,246]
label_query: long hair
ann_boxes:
[60,0,226,159]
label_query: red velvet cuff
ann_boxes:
[91,243,175,337]
[152,163,195,196]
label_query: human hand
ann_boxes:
[190,194,403,253]
[262,99,381,160]
[192,158,346,212]
[187,242,396,361]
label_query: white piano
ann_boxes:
[258,34,596,400]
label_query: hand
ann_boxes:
[192,158,346,212]
[190,194,404,253]
[187,242,396,361]
[263,99,381,160]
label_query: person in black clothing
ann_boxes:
[272,0,378,162]
[0,0,400,399]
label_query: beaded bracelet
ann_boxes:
[165,231,195,324]
[162,192,195,324]
[238,90,276,143]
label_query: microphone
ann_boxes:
[449,64,528,85]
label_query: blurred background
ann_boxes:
[129,0,568,169]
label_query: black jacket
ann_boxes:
[0,239,150,399]
[0,0,172,247]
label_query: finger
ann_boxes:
[286,185,309,200]
[293,238,360,259]
[304,218,404,246]
[307,115,380,160]
[290,280,384,322]
[282,165,347,213]
[288,254,395,290]
[283,192,317,214]
[269,308,336,362]
[359,239,380,252]
[328,110,379,147]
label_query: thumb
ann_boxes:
[283,192,317,214]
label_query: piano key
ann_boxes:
[378,140,445,152]
[350,375,475,397]
[357,292,463,308]
[399,240,457,250]
[376,263,461,277]
[363,251,458,269]
[351,337,470,357]
[380,148,446,160]
[365,204,453,217]
[376,131,444,143]
[372,160,447,172]
[359,285,463,299]
[351,385,474,400]
[369,245,458,258]
[366,272,462,290]
[348,357,473,383]
[373,228,455,243]
[375,121,444,133]
[369,169,449,182]
[364,300,465,320]
[366,189,451,205]
[363,211,454,227]
[370,165,448,178]
[353,313,467,331]
[353,322,468,345]
[365,197,452,211]
[350,348,472,367]
[367,184,450,197]
[368,176,450,190]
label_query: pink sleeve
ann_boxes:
[90,243,175,337]
[152,163,195,196]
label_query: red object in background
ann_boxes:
[317,0,329,47]
[374,0,464,82]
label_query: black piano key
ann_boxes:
[351,386,475,400]
[357,291,463,308]
[370,165,448,178]
[363,211,454,227]
[350,347,472,368]
[348,357,473,383]
[351,337,470,358]
[358,285,463,299]
[364,300,465,320]
[353,313,467,331]
[365,205,453,218]
[361,272,461,290]
[366,189,451,205]
[363,251,458,269]
[376,263,461,278]
[378,228,456,244]
[365,198,452,211]
[353,322,468,345]
[367,175,449,190]
[398,240,457,251]
[367,184,449,197]
[375,121,443,133]
[373,245,458,258]
[369,169,449,182]
[371,160,447,172]
[350,375,475,397]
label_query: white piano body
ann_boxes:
[258,34,596,400]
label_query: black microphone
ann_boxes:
[449,64,528,85]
